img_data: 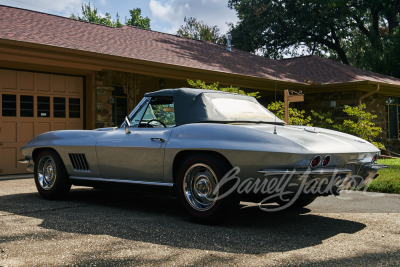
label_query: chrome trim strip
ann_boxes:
[69,176,174,187]
[258,168,353,175]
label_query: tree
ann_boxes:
[187,79,259,97]
[70,4,151,30]
[267,101,313,126]
[177,17,224,44]
[333,104,385,149]
[126,8,151,30]
[228,0,400,77]
[70,3,121,27]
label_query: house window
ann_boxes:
[54,97,66,118]
[2,94,16,117]
[69,98,81,118]
[112,86,127,127]
[386,96,400,139]
[37,96,50,117]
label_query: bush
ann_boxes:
[187,79,259,98]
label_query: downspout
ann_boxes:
[359,84,380,106]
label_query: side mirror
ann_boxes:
[125,116,131,134]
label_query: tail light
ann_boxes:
[322,155,331,167]
[310,155,321,167]
[372,154,378,163]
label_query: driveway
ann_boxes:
[0,178,399,266]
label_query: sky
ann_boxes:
[0,0,239,35]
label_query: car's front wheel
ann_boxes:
[34,150,71,200]
[175,153,240,224]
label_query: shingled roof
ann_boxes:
[1,4,400,87]
[281,55,400,86]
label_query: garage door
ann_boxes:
[0,69,84,175]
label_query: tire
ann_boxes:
[34,150,71,200]
[175,153,240,224]
[276,196,317,209]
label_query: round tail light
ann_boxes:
[372,154,378,163]
[322,155,331,167]
[310,155,321,167]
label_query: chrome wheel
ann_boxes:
[37,156,57,190]
[183,163,219,211]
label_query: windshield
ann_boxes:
[210,98,277,121]
[129,96,175,128]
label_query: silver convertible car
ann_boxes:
[19,88,387,224]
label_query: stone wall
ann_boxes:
[94,71,114,128]
[93,70,156,128]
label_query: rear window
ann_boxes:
[210,98,276,120]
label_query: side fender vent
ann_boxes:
[69,153,90,172]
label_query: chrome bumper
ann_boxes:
[358,163,388,184]
[18,158,34,172]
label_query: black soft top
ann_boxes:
[144,88,284,126]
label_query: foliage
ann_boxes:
[310,110,333,128]
[126,8,151,30]
[332,104,384,149]
[70,3,121,27]
[187,79,260,98]
[227,0,400,78]
[70,3,151,30]
[151,104,175,126]
[177,17,224,44]
[266,101,313,126]
[366,159,400,194]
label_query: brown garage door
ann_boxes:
[0,69,84,175]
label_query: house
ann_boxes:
[1,4,400,175]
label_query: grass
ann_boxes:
[366,159,400,194]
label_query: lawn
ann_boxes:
[366,159,400,194]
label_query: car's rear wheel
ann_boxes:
[276,196,317,209]
[34,150,71,200]
[175,153,240,224]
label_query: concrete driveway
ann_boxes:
[0,178,399,266]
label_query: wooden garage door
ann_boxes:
[0,69,84,175]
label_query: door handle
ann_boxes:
[151,138,165,143]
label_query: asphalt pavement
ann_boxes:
[0,178,399,266]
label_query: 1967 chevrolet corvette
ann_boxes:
[19,88,387,224]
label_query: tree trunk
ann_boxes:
[318,38,349,65]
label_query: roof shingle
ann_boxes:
[1,5,399,87]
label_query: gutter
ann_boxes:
[359,84,380,106]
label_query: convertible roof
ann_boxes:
[144,88,284,125]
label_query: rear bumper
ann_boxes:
[255,168,352,197]
[253,164,387,198]
[258,168,352,176]
[357,163,388,186]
